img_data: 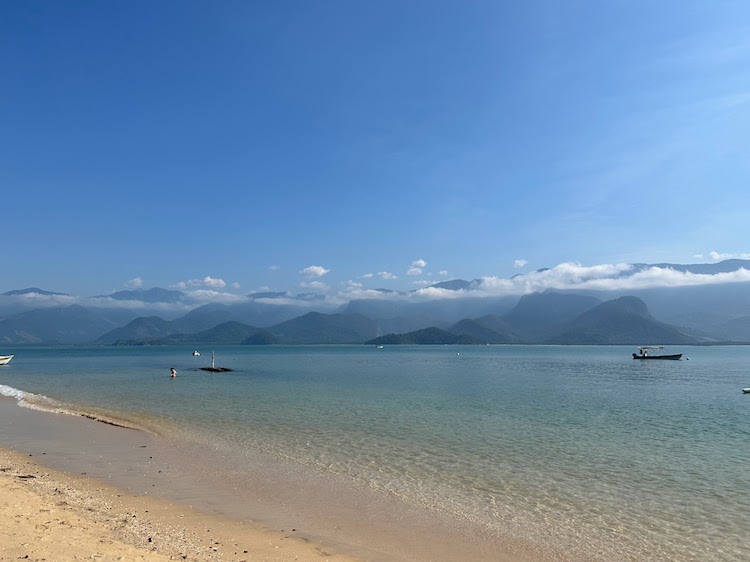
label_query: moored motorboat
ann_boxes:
[0,355,14,365]
[632,346,682,360]
[743,388,750,394]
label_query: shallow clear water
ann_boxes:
[2,345,749,561]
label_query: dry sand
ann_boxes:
[0,446,359,562]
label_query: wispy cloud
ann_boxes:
[378,271,397,280]
[0,291,78,309]
[184,289,247,304]
[126,277,143,289]
[9,260,750,316]
[473,262,750,296]
[513,259,528,269]
[708,250,750,260]
[300,280,329,291]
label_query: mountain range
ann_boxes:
[3,259,750,346]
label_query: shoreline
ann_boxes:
[0,396,360,561]
[0,446,355,561]
[0,396,552,562]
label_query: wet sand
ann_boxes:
[0,445,360,561]
[0,397,554,561]
[0,398,361,561]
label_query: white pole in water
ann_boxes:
[211,351,215,370]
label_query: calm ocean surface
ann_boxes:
[2,345,749,561]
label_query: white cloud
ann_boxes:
[231,282,241,289]
[709,251,750,260]
[378,271,397,280]
[406,259,427,276]
[300,265,330,277]
[184,289,247,304]
[171,276,227,290]
[85,296,194,313]
[164,261,750,307]
[513,259,528,269]
[269,265,280,271]
[438,270,449,276]
[1,291,78,309]
[126,277,143,289]
[203,276,226,289]
[473,261,750,296]
[299,280,329,291]
[361,273,374,279]
[478,262,634,296]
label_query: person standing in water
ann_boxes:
[170,367,177,377]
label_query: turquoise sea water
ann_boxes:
[1,345,749,561]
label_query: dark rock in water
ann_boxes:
[199,367,233,372]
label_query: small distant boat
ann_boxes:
[192,350,201,356]
[632,346,682,360]
[742,388,750,394]
[0,355,13,365]
[376,345,384,349]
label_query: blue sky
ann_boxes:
[2,1,749,298]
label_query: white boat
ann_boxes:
[743,388,750,394]
[0,355,14,365]
[192,350,201,356]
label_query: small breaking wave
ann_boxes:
[0,383,61,412]
[0,383,142,430]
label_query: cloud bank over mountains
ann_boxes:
[4,258,750,314]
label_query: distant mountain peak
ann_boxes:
[2,287,69,296]
[428,279,472,291]
[426,279,485,291]
[247,291,288,300]
[103,287,185,304]
[631,259,750,275]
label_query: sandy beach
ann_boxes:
[0,394,363,562]
[0,388,544,562]
[0,445,359,561]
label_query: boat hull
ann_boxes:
[0,355,13,365]
[632,353,682,360]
